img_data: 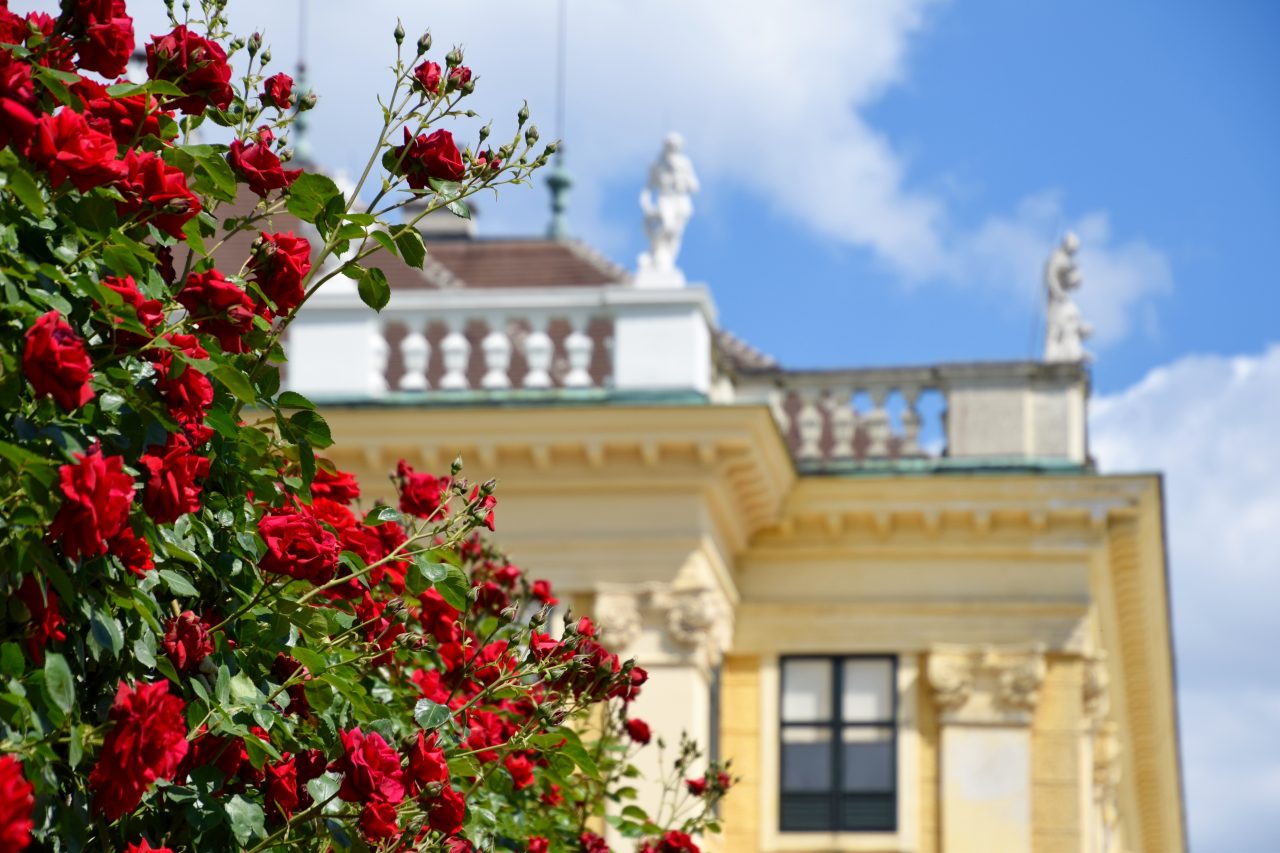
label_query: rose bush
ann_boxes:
[0,1,732,851]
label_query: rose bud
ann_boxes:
[517,101,529,126]
[417,31,432,55]
[248,32,262,55]
[525,125,539,146]
[394,20,405,45]
[445,46,463,68]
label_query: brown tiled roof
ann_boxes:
[715,328,779,373]
[411,239,628,289]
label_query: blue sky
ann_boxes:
[36,1,1280,848]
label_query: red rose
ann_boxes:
[264,755,299,821]
[504,753,534,790]
[261,72,294,109]
[332,727,405,805]
[227,128,301,197]
[22,310,94,411]
[310,463,360,504]
[531,579,559,607]
[247,230,312,316]
[151,333,214,435]
[392,127,465,189]
[177,269,255,354]
[426,783,465,835]
[394,459,450,518]
[580,831,611,853]
[0,755,34,853]
[625,717,652,745]
[145,25,233,115]
[70,0,134,78]
[109,527,154,577]
[685,777,707,796]
[162,611,213,674]
[413,60,441,94]
[140,434,210,523]
[527,838,550,853]
[0,53,38,151]
[25,108,126,192]
[406,731,449,797]
[49,445,134,562]
[99,275,164,349]
[15,576,65,664]
[125,841,174,853]
[74,78,169,147]
[652,830,700,853]
[258,508,340,583]
[116,149,201,239]
[448,66,472,90]
[360,800,399,841]
[89,681,189,821]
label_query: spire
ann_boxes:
[545,0,571,239]
[293,0,313,163]
[546,156,572,240]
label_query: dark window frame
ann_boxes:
[778,654,898,833]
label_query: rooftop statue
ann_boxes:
[637,132,699,286]
[1043,231,1093,362]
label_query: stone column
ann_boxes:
[926,645,1046,853]
[593,582,732,846]
[1083,654,1122,853]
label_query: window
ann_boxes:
[779,656,897,832]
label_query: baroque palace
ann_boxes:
[282,137,1184,853]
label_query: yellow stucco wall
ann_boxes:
[918,655,940,853]
[721,654,762,851]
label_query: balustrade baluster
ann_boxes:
[398,316,429,391]
[797,390,823,460]
[481,319,513,389]
[522,318,553,389]
[563,317,594,388]
[828,387,856,458]
[866,386,891,456]
[900,385,922,455]
[439,319,471,390]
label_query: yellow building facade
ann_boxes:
[284,155,1184,852]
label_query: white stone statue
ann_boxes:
[636,132,699,287]
[1043,231,1093,362]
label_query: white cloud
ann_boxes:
[45,0,1171,347]
[1092,344,1280,853]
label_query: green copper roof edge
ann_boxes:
[308,389,710,409]
[797,457,1091,477]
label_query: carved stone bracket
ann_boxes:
[1083,652,1111,725]
[591,583,732,670]
[926,644,1047,725]
[1093,720,1122,830]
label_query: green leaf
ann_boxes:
[413,698,450,731]
[90,611,124,658]
[4,167,45,216]
[229,672,262,705]
[158,569,199,597]
[554,727,600,779]
[432,563,471,611]
[43,653,74,715]
[277,391,316,410]
[0,643,22,679]
[286,172,343,224]
[306,772,341,807]
[406,560,449,597]
[290,646,327,673]
[212,364,256,405]
[370,229,398,257]
[225,795,265,846]
[362,505,401,527]
[289,410,333,449]
[356,266,390,312]
[393,226,426,269]
[447,200,471,220]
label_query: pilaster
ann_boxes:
[927,644,1046,853]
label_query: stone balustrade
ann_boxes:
[286,282,716,399]
[286,280,1088,467]
[732,361,1089,465]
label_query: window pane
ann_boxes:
[841,659,893,722]
[782,659,832,722]
[782,727,832,792]
[841,727,894,792]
